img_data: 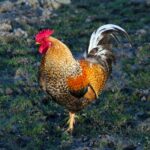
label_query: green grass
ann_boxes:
[0,0,150,149]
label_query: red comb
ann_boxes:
[35,29,54,43]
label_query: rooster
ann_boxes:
[35,24,130,132]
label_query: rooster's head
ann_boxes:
[35,29,54,54]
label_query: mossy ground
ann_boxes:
[0,0,149,149]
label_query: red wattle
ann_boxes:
[39,41,50,54]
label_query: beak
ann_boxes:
[36,42,40,45]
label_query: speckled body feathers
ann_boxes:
[39,37,107,112]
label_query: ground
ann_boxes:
[0,0,149,149]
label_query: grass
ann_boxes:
[0,0,150,149]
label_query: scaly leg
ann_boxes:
[66,112,75,132]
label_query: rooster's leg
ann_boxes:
[66,112,75,132]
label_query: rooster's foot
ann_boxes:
[66,112,75,133]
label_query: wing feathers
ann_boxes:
[69,86,88,98]
[67,60,106,100]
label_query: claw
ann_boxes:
[66,127,73,134]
